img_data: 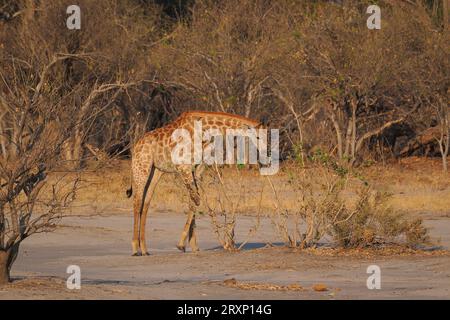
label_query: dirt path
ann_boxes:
[1,212,450,299]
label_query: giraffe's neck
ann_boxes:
[180,111,260,132]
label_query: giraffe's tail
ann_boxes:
[126,186,133,198]
[126,168,133,198]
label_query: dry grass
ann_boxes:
[328,189,430,248]
[52,157,449,219]
[301,246,450,258]
[363,157,450,215]
[220,278,338,293]
[221,278,305,291]
[0,276,130,298]
[311,284,329,292]
[2,277,67,290]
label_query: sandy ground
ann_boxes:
[1,158,449,299]
[1,211,450,300]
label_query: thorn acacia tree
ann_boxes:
[417,22,450,172]
[435,99,449,172]
[2,0,162,170]
[151,0,277,118]
[0,0,160,283]
[284,2,438,165]
[0,53,81,284]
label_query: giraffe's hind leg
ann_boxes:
[131,159,157,256]
[139,169,163,255]
[132,191,143,256]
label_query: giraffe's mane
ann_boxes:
[180,111,260,126]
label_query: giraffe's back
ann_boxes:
[132,111,261,173]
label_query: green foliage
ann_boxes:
[292,143,305,167]
[309,149,349,177]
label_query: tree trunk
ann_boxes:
[439,135,449,173]
[0,249,11,285]
[443,0,449,30]
[328,111,343,159]
[0,244,20,285]
[63,134,84,170]
[71,130,84,169]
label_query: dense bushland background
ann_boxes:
[1,0,448,169]
[0,0,448,283]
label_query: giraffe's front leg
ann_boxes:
[188,214,199,252]
[176,166,201,253]
[177,212,199,252]
[177,211,193,252]
[177,201,200,252]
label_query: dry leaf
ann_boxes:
[312,284,328,292]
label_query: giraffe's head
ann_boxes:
[225,120,278,175]
[170,111,279,174]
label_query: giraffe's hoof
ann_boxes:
[176,245,186,252]
[141,251,150,256]
[132,252,142,256]
[191,248,200,253]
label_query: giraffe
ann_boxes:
[126,111,261,256]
